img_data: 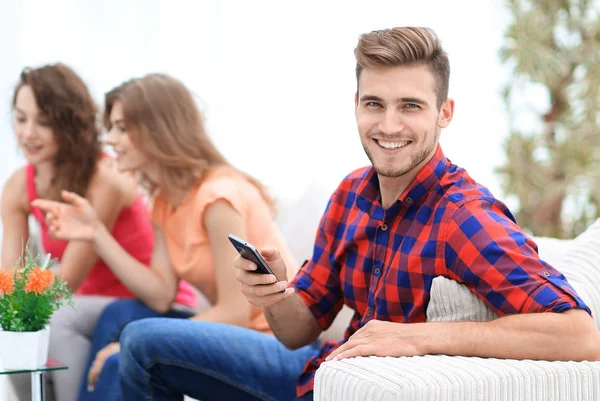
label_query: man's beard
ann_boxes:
[363,130,438,178]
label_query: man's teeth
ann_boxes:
[377,140,409,149]
[25,145,42,151]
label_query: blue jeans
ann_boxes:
[78,299,194,401]
[120,318,321,401]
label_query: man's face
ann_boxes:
[355,64,453,179]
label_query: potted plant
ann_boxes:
[0,249,73,370]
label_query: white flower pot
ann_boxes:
[0,327,50,370]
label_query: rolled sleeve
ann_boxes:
[444,199,590,316]
[527,269,590,314]
[291,197,344,330]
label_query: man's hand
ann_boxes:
[325,320,431,361]
[325,310,600,363]
[234,247,294,308]
[87,342,120,391]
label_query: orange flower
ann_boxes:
[24,267,54,294]
[0,271,15,294]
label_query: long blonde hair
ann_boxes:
[104,74,274,211]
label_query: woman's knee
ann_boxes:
[49,295,115,342]
[94,299,153,341]
[99,299,150,323]
[119,320,157,374]
[49,303,82,351]
[120,318,187,365]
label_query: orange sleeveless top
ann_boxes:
[152,166,296,333]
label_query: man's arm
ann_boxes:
[443,200,590,316]
[330,199,599,361]
[433,309,599,361]
[264,292,322,349]
[235,187,350,349]
[327,309,599,361]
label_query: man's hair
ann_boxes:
[354,27,450,109]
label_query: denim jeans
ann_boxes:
[78,299,194,401]
[120,318,321,401]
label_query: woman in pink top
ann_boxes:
[0,64,196,401]
[33,73,298,400]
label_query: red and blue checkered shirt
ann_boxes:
[290,145,589,397]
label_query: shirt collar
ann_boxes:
[356,144,449,213]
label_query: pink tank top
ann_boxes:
[26,164,198,309]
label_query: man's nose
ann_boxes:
[378,109,406,135]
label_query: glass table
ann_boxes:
[0,359,67,401]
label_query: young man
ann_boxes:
[118,27,599,401]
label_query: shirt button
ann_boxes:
[542,271,551,277]
[374,267,381,275]
[405,197,413,204]
[381,223,388,231]
[365,309,373,317]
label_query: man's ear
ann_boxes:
[438,98,455,128]
[354,92,359,109]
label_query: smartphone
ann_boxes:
[228,234,279,280]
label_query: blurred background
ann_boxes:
[0,0,598,242]
[0,0,599,396]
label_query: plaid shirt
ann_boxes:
[291,145,589,398]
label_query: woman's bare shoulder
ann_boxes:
[1,167,29,212]
[87,158,139,207]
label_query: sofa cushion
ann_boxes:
[427,276,498,322]
[531,236,573,264]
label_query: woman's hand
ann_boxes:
[32,190,101,242]
[87,342,121,391]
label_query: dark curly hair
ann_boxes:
[12,63,101,200]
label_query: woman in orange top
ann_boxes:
[33,73,299,400]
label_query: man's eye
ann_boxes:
[404,103,419,109]
[15,117,26,123]
[38,121,50,127]
[366,102,381,108]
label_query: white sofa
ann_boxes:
[313,220,600,401]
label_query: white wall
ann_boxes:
[0,0,512,238]
[0,0,511,208]
[1,1,24,396]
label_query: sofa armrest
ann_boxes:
[314,355,600,401]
